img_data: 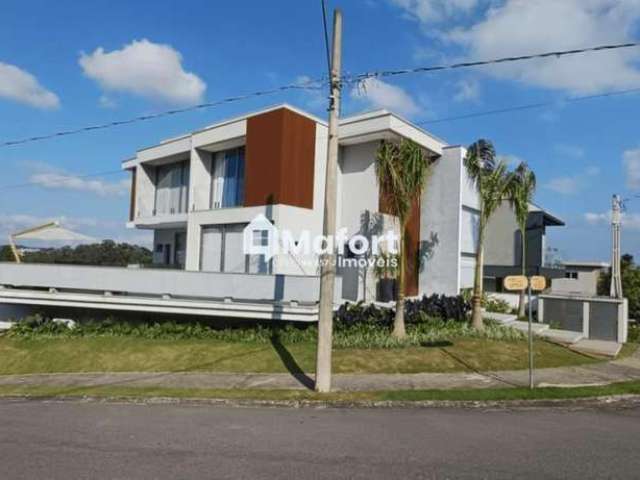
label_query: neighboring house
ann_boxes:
[0,104,481,320]
[483,201,565,293]
[124,104,480,299]
[551,261,610,296]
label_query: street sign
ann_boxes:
[530,276,547,291]
[503,275,528,291]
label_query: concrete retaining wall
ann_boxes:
[0,263,340,304]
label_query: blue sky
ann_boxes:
[1,0,640,261]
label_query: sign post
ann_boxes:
[503,275,545,390]
[527,276,546,390]
[527,280,533,390]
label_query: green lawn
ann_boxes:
[0,336,601,375]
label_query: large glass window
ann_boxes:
[200,222,271,274]
[210,147,245,209]
[154,161,189,215]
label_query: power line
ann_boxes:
[416,87,640,125]
[0,83,324,149]
[3,85,639,193]
[0,41,638,149]
[345,41,640,83]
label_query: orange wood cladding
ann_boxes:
[379,193,421,297]
[244,108,316,209]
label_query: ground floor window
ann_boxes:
[200,223,271,274]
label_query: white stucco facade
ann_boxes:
[123,104,481,302]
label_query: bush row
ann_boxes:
[6,316,524,349]
[6,294,525,348]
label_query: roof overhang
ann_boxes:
[338,110,446,155]
[542,211,565,227]
[529,202,564,226]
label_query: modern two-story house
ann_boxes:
[124,104,480,301]
[0,104,481,321]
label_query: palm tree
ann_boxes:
[376,139,432,338]
[464,140,514,330]
[509,162,537,317]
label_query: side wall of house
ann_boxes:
[420,146,469,296]
[484,202,519,267]
[458,148,479,291]
[336,141,382,302]
[337,142,380,236]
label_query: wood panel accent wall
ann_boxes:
[129,168,137,222]
[244,108,316,209]
[379,194,421,297]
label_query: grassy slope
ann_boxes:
[0,336,600,375]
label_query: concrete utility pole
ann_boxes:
[610,194,623,299]
[315,8,342,393]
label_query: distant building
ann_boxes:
[483,201,565,293]
[551,261,610,296]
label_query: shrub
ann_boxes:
[335,294,470,326]
[483,296,512,314]
[405,294,470,322]
[461,289,512,314]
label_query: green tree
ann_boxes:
[599,254,640,319]
[509,162,536,317]
[376,139,433,338]
[21,241,152,266]
[464,140,514,330]
[0,245,14,261]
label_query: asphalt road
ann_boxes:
[1,400,639,479]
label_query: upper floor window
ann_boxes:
[211,147,245,209]
[154,161,189,215]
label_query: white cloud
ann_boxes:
[453,78,480,102]
[0,213,150,246]
[496,154,524,167]
[623,147,640,190]
[544,165,600,195]
[586,165,601,176]
[585,211,640,230]
[0,213,118,233]
[294,75,325,109]
[390,0,479,23]
[554,144,585,159]
[545,177,581,195]
[99,95,117,109]
[445,0,640,95]
[28,171,129,197]
[0,62,60,109]
[350,77,420,116]
[79,39,206,105]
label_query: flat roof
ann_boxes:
[340,108,448,146]
[563,261,610,268]
[529,202,565,226]
[124,104,449,164]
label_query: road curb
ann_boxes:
[2,393,640,410]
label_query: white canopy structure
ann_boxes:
[8,221,97,263]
